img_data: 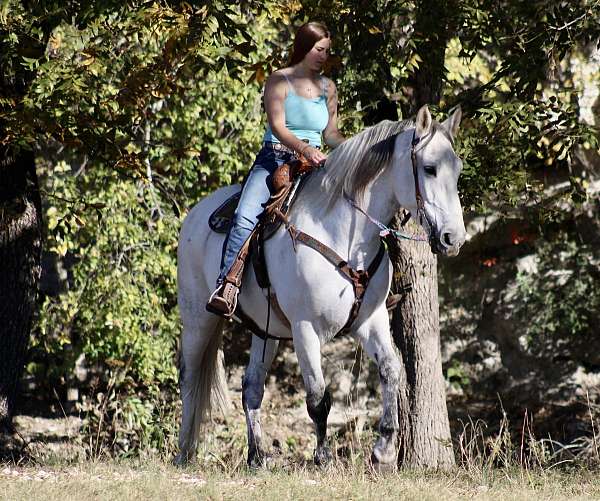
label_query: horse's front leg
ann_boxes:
[243,334,279,468]
[355,308,403,471]
[293,322,332,466]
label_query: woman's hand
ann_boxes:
[301,145,327,166]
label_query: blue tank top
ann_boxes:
[263,75,329,148]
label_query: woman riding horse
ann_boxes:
[206,21,346,317]
[176,19,467,469]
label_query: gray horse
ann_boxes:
[175,105,466,469]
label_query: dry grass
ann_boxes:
[1,456,600,501]
[3,373,600,500]
[3,402,600,501]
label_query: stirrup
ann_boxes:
[206,282,239,318]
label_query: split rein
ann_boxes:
[344,196,428,242]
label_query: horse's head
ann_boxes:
[394,105,467,257]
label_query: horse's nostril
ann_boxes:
[443,233,453,246]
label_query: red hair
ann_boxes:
[289,22,330,66]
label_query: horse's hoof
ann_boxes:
[247,450,273,470]
[313,446,333,467]
[173,453,189,467]
[370,453,397,474]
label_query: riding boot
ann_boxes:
[206,281,239,317]
[206,233,254,318]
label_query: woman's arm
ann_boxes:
[263,72,327,165]
[322,79,345,149]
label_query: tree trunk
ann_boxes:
[391,220,454,468]
[0,147,42,432]
[391,0,457,468]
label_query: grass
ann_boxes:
[3,387,600,500]
[3,415,600,501]
[2,456,600,501]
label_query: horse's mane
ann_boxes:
[318,119,414,207]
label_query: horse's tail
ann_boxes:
[175,198,232,465]
[202,321,230,421]
[176,315,230,464]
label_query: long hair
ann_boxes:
[289,22,330,66]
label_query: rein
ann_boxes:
[344,195,428,242]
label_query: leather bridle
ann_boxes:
[410,130,427,212]
[408,127,438,243]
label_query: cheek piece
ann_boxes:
[410,129,437,245]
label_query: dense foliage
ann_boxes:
[516,232,600,370]
[1,0,599,453]
[2,1,284,452]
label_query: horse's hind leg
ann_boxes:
[243,334,280,468]
[354,309,402,470]
[293,323,332,466]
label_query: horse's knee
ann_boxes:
[307,387,331,424]
[242,370,265,409]
[378,356,401,389]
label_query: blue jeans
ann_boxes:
[218,146,295,284]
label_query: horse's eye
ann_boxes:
[424,165,437,177]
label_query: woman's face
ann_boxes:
[303,37,331,71]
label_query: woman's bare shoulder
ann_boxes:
[322,76,336,89]
[322,76,337,99]
[272,67,292,76]
[265,69,290,89]
[269,68,293,80]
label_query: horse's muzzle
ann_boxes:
[430,231,465,257]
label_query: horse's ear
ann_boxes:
[415,104,433,138]
[442,106,462,139]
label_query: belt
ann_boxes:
[263,141,320,153]
[263,142,295,153]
